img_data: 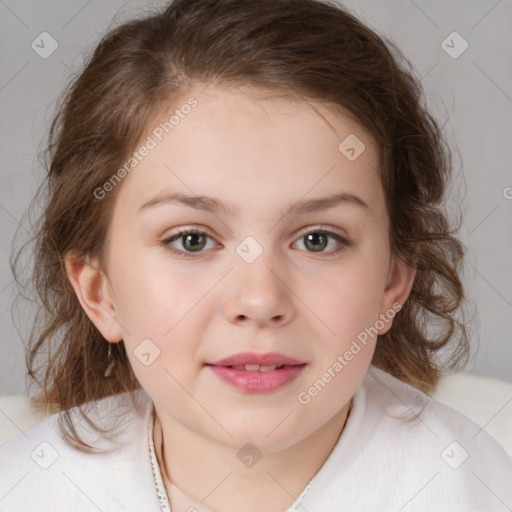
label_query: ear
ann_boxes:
[64,253,124,343]
[377,252,417,335]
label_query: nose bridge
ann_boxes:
[235,236,283,297]
[224,235,294,325]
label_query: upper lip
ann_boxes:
[208,352,306,367]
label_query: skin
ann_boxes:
[65,84,416,512]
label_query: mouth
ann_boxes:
[204,353,307,393]
[205,363,305,372]
[207,351,306,368]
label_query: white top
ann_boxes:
[1,365,511,511]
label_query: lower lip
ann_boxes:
[206,364,306,393]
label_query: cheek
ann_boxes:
[111,260,206,393]
[320,252,388,319]
[108,251,204,343]
[311,279,381,362]
[108,255,219,386]
[306,247,389,357]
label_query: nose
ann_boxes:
[223,251,295,328]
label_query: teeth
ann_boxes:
[259,365,277,372]
[231,364,279,372]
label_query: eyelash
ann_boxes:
[160,226,351,259]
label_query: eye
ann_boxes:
[161,228,219,258]
[292,227,351,255]
[161,226,351,258]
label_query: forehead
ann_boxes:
[112,84,384,220]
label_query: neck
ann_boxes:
[153,400,351,512]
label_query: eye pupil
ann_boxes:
[184,233,206,251]
[305,232,327,252]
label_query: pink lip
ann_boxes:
[206,352,307,393]
[210,352,305,366]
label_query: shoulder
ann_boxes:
[303,365,512,511]
[363,365,510,455]
[363,366,512,509]
[0,388,159,512]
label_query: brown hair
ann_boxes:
[12,0,473,453]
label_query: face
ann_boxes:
[72,85,414,452]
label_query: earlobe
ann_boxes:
[64,253,124,343]
[378,253,417,335]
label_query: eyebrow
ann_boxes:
[138,191,370,217]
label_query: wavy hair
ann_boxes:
[12,0,473,453]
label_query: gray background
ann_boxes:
[0,0,511,394]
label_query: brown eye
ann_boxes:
[304,232,329,252]
[181,232,207,252]
[162,229,217,257]
[293,228,351,255]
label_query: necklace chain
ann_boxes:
[149,409,172,511]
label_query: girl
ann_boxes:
[1,0,511,510]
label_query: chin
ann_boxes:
[211,416,309,454]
